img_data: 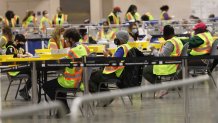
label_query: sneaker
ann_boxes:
[155,90,168,98]
[19,90,31,101]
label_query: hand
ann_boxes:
[103,49,112,57]
[150,46,156,51]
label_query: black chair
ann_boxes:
[4,73,29,101]
[189,40,218,87]
[153,43,189,98]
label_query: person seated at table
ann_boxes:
[43,28,90,115]
[79,25,97,44]
[96,20,116,42]
[143,25,183,98]
[182,22,214,66]
[127,21,139,41]
[0,26,13,55]
[47,27,65,49]
[89,30,131,106]
[6,34,33,100]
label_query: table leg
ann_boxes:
[31,62,38,104]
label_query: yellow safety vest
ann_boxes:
[97,29,116,41]
[190,32,214,56]
[3,18,16,27]
[48,38,64,49]
[58,44,90,89]
[22,16,36,28]
[79,35,89,43]
[108,12,120,25]
[153,37,183,75]
[40,16,52,32]
[6,45,20,76]
[53,14,67,27]
[1,36,8,49]
[145,12,154,21]
[103,44,131,77]
[125,12,140,22]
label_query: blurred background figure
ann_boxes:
[79,25,96,44]
[107,6,122,25]
[127,21,139,41]
[97,19,116,42]
[0,26,13,54]
[40,10,52,32]
[125,4,141,22]
[189,15,201,23]
[53,7,68,27]
[160,5,172,20]
[208,14,218,22]
[22,10,37,28]
[47,27,65,49]
[141,12,154,21]
[3,10,19,28]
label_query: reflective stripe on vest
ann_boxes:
[190,32,213,55]
[1,36,8,49]
[108,13,120,25]
[98,29,116,41]
[7,45,19,76]
[103,44,131,77]
[126,12,140,21]
[79,35,89,43]
[54,14,65,26]
[153,37,183,75]
[4,18,15,27]
[58,44,90,89]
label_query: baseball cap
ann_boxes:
[114,6,121,12]
[193,22,207,30]
[116,30,129,43]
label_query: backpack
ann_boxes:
[117,47,144,88]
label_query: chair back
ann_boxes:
[210,39,218,56]
[181,42,189,57]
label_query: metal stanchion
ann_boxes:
[0,68,2,123]
[182,59,190,123]
[31,62,38,104]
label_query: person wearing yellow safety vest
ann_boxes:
[127,21,139,41]
[160,5,172,20]
[143,25,183,98]
[22,10,37,28]
[48,27,65,49]
[107,6,122,25]
[97,21,116,42]
[0,26,13,54]
[89,30,131,106]
[52,7,68,27]
[43,28,90,115]
[125,4,141,22]
[79,25,97,44]
[40,10,52,33]
[3,11,19,28]
[6,34,33,101]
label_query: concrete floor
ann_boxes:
[1,73,218,123]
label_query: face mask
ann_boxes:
[132,29,138,34]
[116,12,121,16]
[114,38,120,45]
[60,35,63,39]
[17,43,24,48]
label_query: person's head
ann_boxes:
[114,30,129,45]
[2,26,12,41]
[57,7,63,15]
[193,22,207,35]
[113,6,122,15]
[209,14,215,18]
[160,5,169,12]
[14,34,26,47]
[163,25,175,40]
[42,10,49,17]
[51,27,65,40]
[5,10,14,20]
[127,4,137,14]
[23,10,34,22]
[64,28,81,47]
[141,14,149,21]
[79,25,87,36]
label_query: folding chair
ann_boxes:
[4,73,29,101]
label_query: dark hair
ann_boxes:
[141,14,149,21]
[15,34,26,42]
[23,10,34,22]
[209,14,215,18]
[194,28,207,35]
[2,26,12,41]
[79,25,87,36]
[5,10,14,21]
[163,25,174,37]
[160,5,169,11]
[42,10,48,16]
[64,28,80,42]
[126,4,137,14]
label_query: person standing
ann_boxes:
[40,10,52,32]
[107,6,122,25]
[125,4,141,22]
[160,5,172,20]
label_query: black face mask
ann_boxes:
[17,44,24,48]
[114,38,121,45]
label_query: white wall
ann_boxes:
[0,0,60,21]
[113,0,192,21]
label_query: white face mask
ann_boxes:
[116,12,121,16]
[60,35,63,39]
[132,29,138,34]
